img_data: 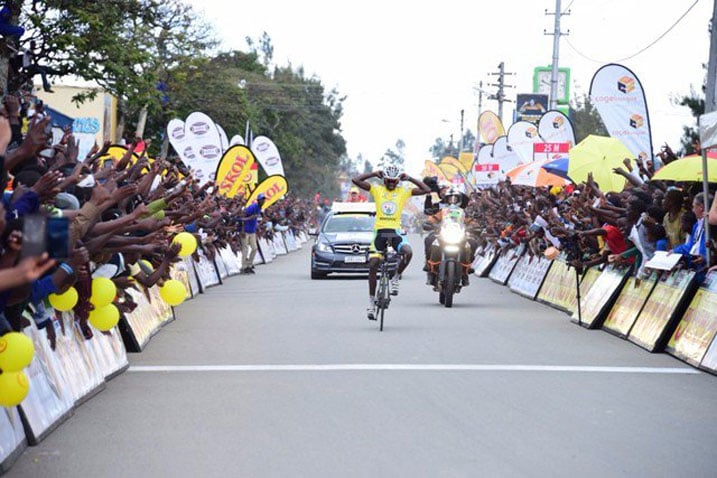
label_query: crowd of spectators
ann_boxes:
[464,150,717,282]
[0,92,317,349]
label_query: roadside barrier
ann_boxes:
[0,230,308,473]
[474,244,716,375]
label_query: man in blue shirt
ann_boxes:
[239,193,266,273]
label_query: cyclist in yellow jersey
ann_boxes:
[352,166,430,320]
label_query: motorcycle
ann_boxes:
[425,205,471,308]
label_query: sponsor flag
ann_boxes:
[474,145,500,188]
[167,118,197,168]
[458,151,474,173]
[215,145,256,198]
[421,160,448,183]
[478,111,505,144]
[538,110,576,147]
[184,112,224,184]
[216,123,229,152]
[247,174,288,208]
[589,64,653,167]
[438,162,460,181]
[507,121,543,164]
[492,135,523,174]
[251,135,285,177]
[230,134,245,146]
[440,156,468,174]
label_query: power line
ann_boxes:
[565,0,700,63]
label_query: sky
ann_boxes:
[188,0,712,176]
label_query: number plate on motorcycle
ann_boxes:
[344,255,366,263]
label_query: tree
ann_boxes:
[571,94,608,143]
[379,139,406,170]
[673,86,704,155]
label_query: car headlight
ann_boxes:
[440,224,465,244]
[316,241,332,253]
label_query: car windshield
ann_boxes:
[323,215,374,233]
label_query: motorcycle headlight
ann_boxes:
[441,224,465,244]
[316,240,332,253]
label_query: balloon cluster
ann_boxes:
[0,332,34,406]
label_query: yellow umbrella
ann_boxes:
[652,152,717,183]
[568,135,629,192]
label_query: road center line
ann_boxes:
[128,364,701,374]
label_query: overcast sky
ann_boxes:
[188,0,712,175]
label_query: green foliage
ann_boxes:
[380,139,406,170]
[571,94,608,142]
[673,86,704,155]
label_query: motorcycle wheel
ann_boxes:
[444,262,455,308]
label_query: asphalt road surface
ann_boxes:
[7,237,717,477]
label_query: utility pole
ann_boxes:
[488,62,514,122]
[459,109,465,151]
[545,0,570,110]
[706,0,717,114]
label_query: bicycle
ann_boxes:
[373,245,399,331]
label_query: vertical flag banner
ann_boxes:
[215,145,256,198]
[491,136,523,175]
[474,144,500,188]
[507,121,543,164]
[538,110,576,147]
[216,123,229,153]
[440,156,468,174]
[589,64,653,166]
[230,134,245,146]
[421,160,448,184]
[478,111,506,144]
[167,118,197,168]
[458,151,475,173]
[251,135,285,177]
[247,175,289,208]
[184,112,223,184]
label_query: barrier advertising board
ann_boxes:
[571,265,630,328]
[666,272,717,367]
[508,254,552,299]
[489,245,524,285]
[628,270,697,352]
[602,275,656,338]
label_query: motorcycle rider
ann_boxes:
[423,186,475,287]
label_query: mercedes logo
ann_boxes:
[351,244,361,254]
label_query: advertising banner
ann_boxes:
[474,145,500,188]
[602,275,656,338]
[215,145,256,198]
[440,156,468,174]
[666,271,717,367]
[0,406,25,470]
[491,136,523,175]
[247,175,289,209]
[508,254,552,299]
[422,160,448,183]
[515,94,548,124]
[489,245,525,285]
[589,64,653,167]
[438,162,461,181]
[507,121,542,164]
[533,142,570,164]
[538,110,576,147]
[473,245,498,277]
[216,123,229,152]
[251,135,285,177]
[478,111,506,144]
[230,134,245,146]
[166,118,197,169]
[458,152,475,174]
[536,259,583,313]
[571,265,630,328]
[184,112,223,184]
[628,270,696,352]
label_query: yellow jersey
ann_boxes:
[370,184,412,230]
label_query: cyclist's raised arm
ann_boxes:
[352,170,382,192]
[401,174,431,196]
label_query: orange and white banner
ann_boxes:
[478,111,505,145]
[538,110,576,147]
[507,121,543,164]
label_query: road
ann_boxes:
[7,237,717,477]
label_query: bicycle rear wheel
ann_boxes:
[377,268,390,331]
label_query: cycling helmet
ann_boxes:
[383,165,401,180]
[444,187,463,206]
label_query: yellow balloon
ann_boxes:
[0,371,29,407]
[172,232,197,257]
[139,259,154,272]
[91,277,117,307]
[88,304,120,331]
[49,287,79,312]
[159,279,187,306]
[0,332,34,372]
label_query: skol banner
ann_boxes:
[538,110,576,147]
[589,64,653,166]
[184,112,224,184]
[167,118,197,168]
[422,160,448,183]
[458,151,474,173]
[251,135,285,177]
[247,174,288,208]
[440,156,468,174]
[507,121,543,164]
[478,111,506,145]
[492,135,523,174]
[215,145,256,198]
